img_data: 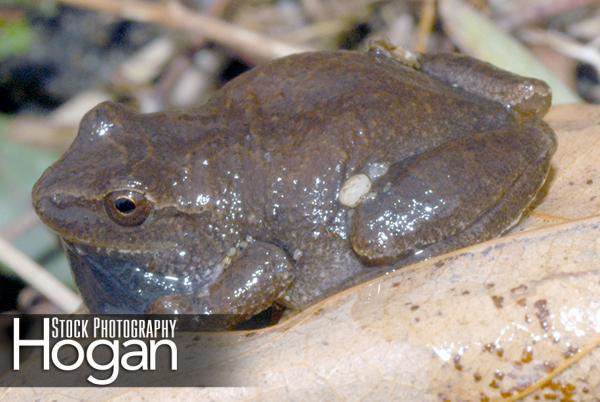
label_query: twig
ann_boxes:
[189,0,233,47]
[1,210,40,242]
[502,337,600,402]
[282,18,350,44]
[142,0,233,111]
[497,0,600,31]
[0,237,81,313]
[520,28,600,72]
[140,55,192,112]
[415,0,436,53]
[299,0,328,21]
[55,0,314,61]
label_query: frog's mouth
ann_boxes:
[62,241,199,314]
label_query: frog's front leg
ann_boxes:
[149,241,295,326]
[350,126,554,265]
[420,53,552,119]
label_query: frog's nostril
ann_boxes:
[32,180,63,223]
[34,192,55,214]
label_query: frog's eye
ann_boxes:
[104,190,152,226]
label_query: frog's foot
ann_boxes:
[420,53,551,119]
[350,124,555,265]
[148,241,295,328]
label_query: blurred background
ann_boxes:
[0,0,598,348]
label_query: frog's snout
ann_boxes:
[31,176,65,233]
[32,172,53,223]
[32,170,92,241]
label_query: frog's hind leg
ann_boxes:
[148,241,295,328]
[350,122,555,265]
[420,53,552,119]
[419,137,554,261]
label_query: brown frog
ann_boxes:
[32,46,556,326]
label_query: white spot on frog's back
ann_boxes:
[339,174,372,208]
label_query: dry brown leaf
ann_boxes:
[2,104,600,401]
[514,104,600,232]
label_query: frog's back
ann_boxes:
[206,50,517,164]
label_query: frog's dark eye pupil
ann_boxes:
[105,190,152,226]
[115,197,136,214]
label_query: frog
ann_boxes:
[32,44,557,327]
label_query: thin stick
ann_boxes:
[282,19,350,44]
[497,0,600,31]
[144,0,233,110]
[415,0,436,53]
[56,0,314,61]
[501,337,600,401]
[520,28,600,72]
[1,210,39,242]
[189,0,233,47]
[0,237,81,313]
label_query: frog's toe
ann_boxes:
[193,242,295,322]
[420,53,552,119]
